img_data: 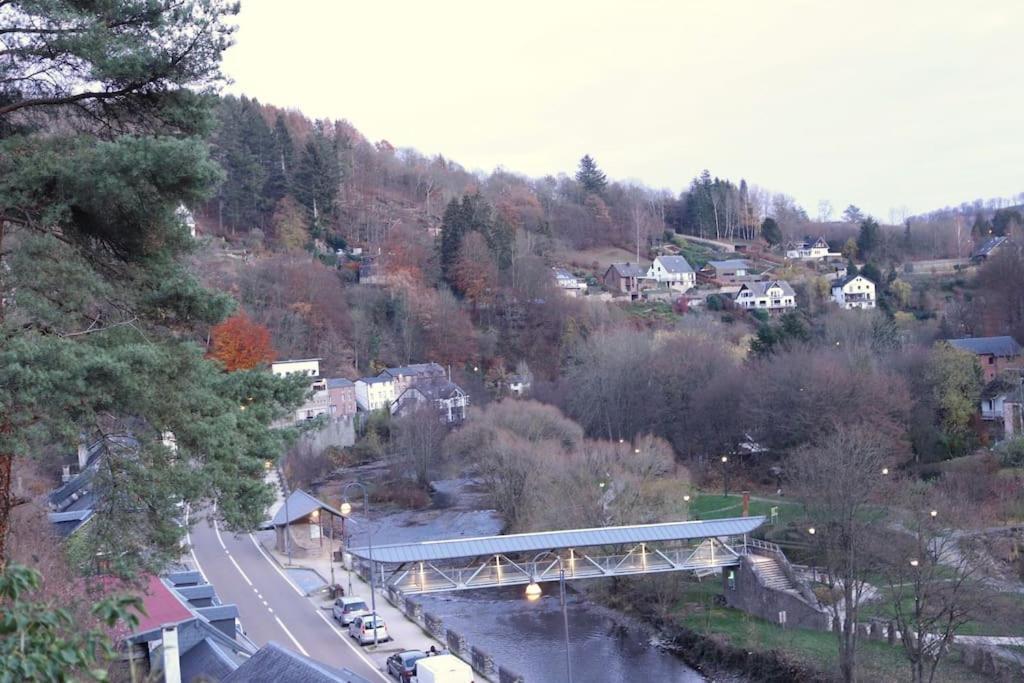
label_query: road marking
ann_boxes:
[315,610,390,682]
[247,533,304,597]
[182,506,209,583]
[274,615,310,656]
[227,554,254,586]
[213,519,227,550]
[268,607,274,614]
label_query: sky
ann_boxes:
[222,1,1023,220]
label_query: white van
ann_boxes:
[414,654,474,683]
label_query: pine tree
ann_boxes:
[294,130,341,236]
[575,154,608,195]
[263,113,296,207]
[761,217,783,246]
[0,0,304,569]
[857,217,882,258]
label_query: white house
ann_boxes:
[646,255,695,292]
[735,280,797,313]
[354,376,396,412]
[831,275,876,310]
[270,359,331,425]
[552,267,587,296]
[391,380,470,424]
[271,358,322,378]
[785,236,830,260]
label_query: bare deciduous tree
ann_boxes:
[791,426,893,683]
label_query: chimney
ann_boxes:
[77,441,90,471]
[742,491,750,517]
[161,624,181,683]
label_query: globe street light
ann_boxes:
[524,551,572,683]
[721,455,730,496]
[341,481,378,646]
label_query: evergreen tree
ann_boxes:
[0,0,304,569]
[842,205,865,223]
[856,217,882,258]
[761,217,783,246]
[575,154,608,195]
[439,193,492,286]
[263,113,296,208]
[294,129,341,236]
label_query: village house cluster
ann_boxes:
[550,236,877,315]
[271,359,470,432]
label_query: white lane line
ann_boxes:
[213,519,227,550]
[268,607,274,614]
[274,615,310,656]
[315,610,390,682]
[182,506,209,583]
[227,554,254,586]
[213,520,254,586]
[247,533,304,597]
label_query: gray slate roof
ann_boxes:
[655,255,694,274]
[972,236,1008,258]
[947,336,1022,357]
[704,259,751,271]
[271,490,343,526]
[223,642,369,683]
[607,262,646,278]
[350,516,765,564]
[326,378,354,389]
[833,274,875,289]
[400,379,465,401]
[738,280,796,298]
[379,362,445,380]
[180,638,238,683]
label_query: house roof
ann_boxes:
[606,262,646,278]
[326,378,354,389]
[972,236,1008,258]
[946,336,1023,357]
[397,379,465,403]
[552,267,574,279]
[356,375,392,386]
[270,490,343,527]
[833,274,875,289]
[350,516,765,564]
[135,575,195,633]
[180,638,239,683]
[379,362,445,379]
[654,255,694,274]
[704,259,751,271]
[223,642,369,683]
[737,280,796,298]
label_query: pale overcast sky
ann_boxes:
[223,1,1023,219]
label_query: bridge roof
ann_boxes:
[349,516,764,564]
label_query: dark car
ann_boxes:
[386,650,427,680]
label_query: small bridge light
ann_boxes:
[525,581,542,601]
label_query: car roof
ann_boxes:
[400,651,425,658]
[339,596,366,604]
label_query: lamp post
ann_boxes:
[525,552,572,683]
[721,455,729,496]
[341,481,377,645]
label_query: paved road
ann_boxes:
[187,509,388,682]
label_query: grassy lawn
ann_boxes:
[624,301,681,324]
[671,582,989,682]
[671,237,718,268]
[690,493,803,527]
[859,585,1024,637]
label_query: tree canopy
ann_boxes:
[575,154,608,195]
[0,0,303,571]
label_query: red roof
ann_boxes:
[134,574,194,633]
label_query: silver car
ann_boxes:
[348,614,389,645]
[332,597,369,625]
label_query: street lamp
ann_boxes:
[721,456,729,496]
[807,527,816,535]
[341,481,378,646]
[930,509,938,518]
[634,448,640,454]
[524,551,572,683]
[909,559,919,568]
[882,467,889,476]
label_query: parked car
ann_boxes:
[348,614,389,645]
[386,650,426,680]
[332,596,369,625]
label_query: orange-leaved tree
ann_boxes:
[209,312,276,371]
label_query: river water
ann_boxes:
[417,586,708,683]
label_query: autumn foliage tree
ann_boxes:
[209,312,276,371]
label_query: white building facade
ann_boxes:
[831,275,876,310]
[646,255,696,292]
[785,237,830,260]
[735,280,797,313]
[355,376,396,412]
[553,267,587,296]
[271,359,322,378]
